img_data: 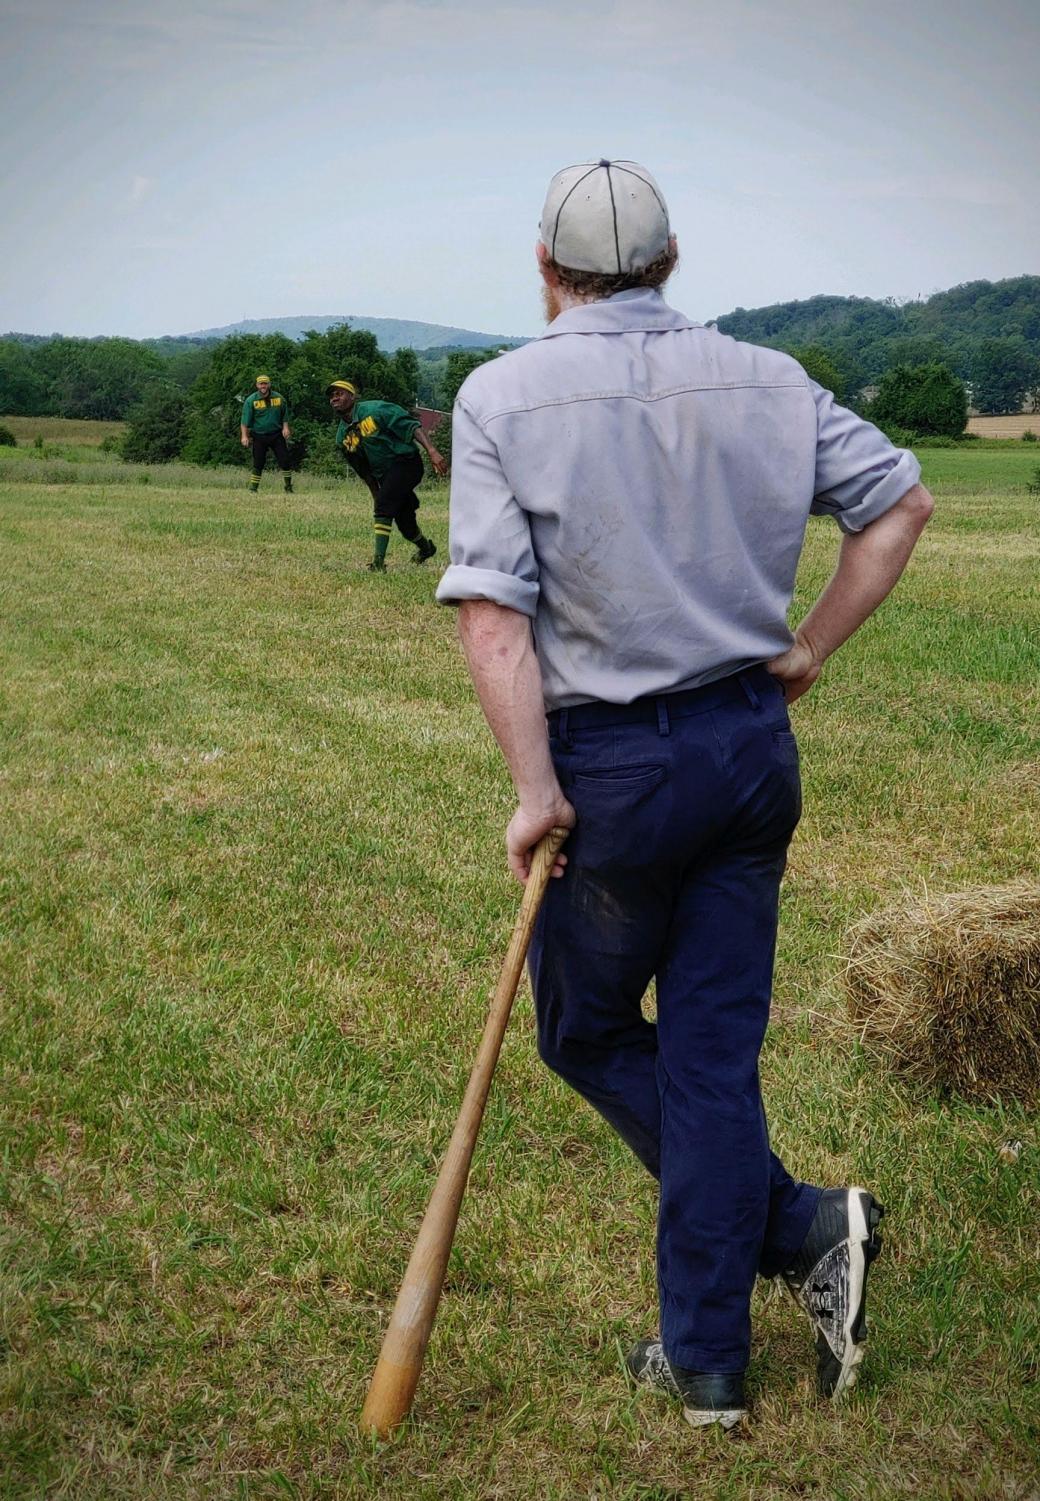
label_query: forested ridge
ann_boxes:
[2,276,1038,435]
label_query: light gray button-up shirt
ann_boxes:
[436,289,920,711]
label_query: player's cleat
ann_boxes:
[367,559,387,572]
[283,475,293,493]
[626,1340,747,1430]
[781,1186,884,1399]
[249,478,260,493]
[413,537,437,564]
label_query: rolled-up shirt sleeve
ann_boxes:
[809,380,922,534]
[435,396,540,616]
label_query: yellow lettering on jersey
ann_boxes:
[255,400,268,409]
[272,397,282,407]
[359,416,378,436]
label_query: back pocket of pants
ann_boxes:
[771,730,799,766]
[572,764,666,791]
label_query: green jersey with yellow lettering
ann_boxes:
[335,400,420,480]
[242,390,289,436]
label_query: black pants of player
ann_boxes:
[250,431,291,476]
[374,452,423,540]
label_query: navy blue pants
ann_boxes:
[529,667,821,1374]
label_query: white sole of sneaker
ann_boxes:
[830,1187,870,1398]
[683,1406,747,1430]
[783,1185,882,1400]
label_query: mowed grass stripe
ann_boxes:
[0,450,1038,1499]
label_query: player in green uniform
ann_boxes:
[327,379,447,571]
[241,376,293,494]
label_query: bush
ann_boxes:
[431,414,451,468]
[1022,429,1038,443]
[180,411,244,468]
[874,422,920,449]
[868,363,968,438]
[98,434,122,453]
[285,415,341,475]
[122,387,188,463]
[0,425,17,447]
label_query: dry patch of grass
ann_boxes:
[0,414,127,444]
[966,414,1039,439]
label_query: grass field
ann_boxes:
[1,441,1038,1499]
[0,416,128,446]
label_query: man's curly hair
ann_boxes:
[544,242,678,300]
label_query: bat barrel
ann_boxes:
[360,826,569,1437]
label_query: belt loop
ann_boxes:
[656,698,670,737]
[739,673,761,711]
[557,707,572,749]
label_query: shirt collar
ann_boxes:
[537,288,701,340]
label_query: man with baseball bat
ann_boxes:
[435,159,933,1429]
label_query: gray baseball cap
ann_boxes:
[539,159,671,275]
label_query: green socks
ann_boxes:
[372,520,391,567]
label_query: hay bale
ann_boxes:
[841,881,1040,1105]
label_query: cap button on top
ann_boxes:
[598,158,611,168]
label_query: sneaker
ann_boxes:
[367,559,386,572]
[283,477,293,493]
[781,1187,884,1399]
[626,1340,747,1430]
[413,537,437,564]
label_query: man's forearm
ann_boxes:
[457,600,561,808]
[797,483,934,663]
[414,426,446,472]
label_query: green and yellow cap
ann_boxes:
[255,375,271,386]
[326,378,358,396]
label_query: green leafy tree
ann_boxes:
[121,387,188,463]
[0,340,48,414]
[786,344,845,400]
[868,363,967,438]
[185,332,299,466]
[32,337,165,419]
[430,349,503,465]
[969,338,1040,415]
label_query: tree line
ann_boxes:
[121,330,496,468]
[2,276,1038,465]
[0,325,500,467]
[716,275,1040,416]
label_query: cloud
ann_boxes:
[129,175,154,204]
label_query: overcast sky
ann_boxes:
[2,0,1038,340]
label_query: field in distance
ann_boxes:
[1,414,127,445]
[966,413,1040,439]
[0,445,1037,1499]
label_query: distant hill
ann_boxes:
[713,275,1040,384]
[179,314,528,353]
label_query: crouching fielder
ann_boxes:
[327,380,446,571]
[436,158,934,1431]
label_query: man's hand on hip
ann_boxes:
[766,638,822,703]
[507,796,576,884]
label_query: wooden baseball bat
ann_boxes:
[360,825,570,1438]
